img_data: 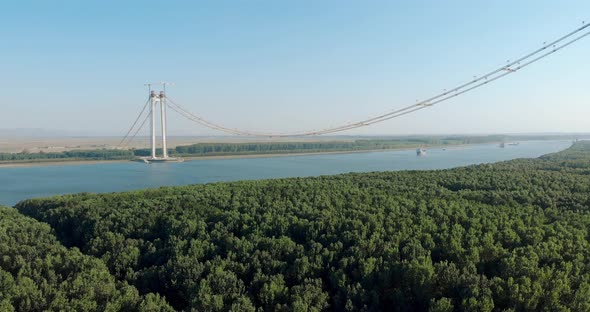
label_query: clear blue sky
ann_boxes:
[1,1,589,136]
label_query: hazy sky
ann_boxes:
[1,1,589,136]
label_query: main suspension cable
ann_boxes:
[118,97,150,147]
[315,26,590,135]
[165,22,590,137]
[121,111,151,148]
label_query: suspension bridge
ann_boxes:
[119,22,590,162]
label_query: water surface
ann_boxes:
[0,140,572,206]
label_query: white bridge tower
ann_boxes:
[143,84,182,163]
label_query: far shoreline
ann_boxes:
[2,139,574,169]
[0,144,478,168]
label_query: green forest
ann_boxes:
[2,141,590,311]
[0,149,135,163]
[164,135,505,156]
[133,135,552,157]
[0,207,174,311]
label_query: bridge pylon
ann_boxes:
[142,86,183,163]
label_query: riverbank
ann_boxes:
[3,139,577,169]
[0,140,573,206]
[3,135,584,168]
[0,144,475,168]
[9,141,588,311]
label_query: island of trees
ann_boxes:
[2,141,590,311]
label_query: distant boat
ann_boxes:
[499,142,505,148]
[416,148,426,156]
[507,142,519,146]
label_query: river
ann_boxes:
[0,140,572,206]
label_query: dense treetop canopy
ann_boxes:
[8,141,590,311]
[0,206,173,311]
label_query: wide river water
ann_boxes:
[0,140,573,206]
